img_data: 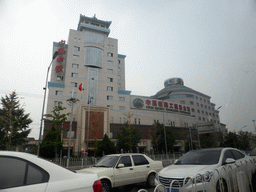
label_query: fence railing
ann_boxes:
[142,158,256,192]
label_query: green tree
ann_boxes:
[222,131,239,148]
[237,131,251,150]
[200,133,220,148]
[0,91,32,150]
[96,134,116,156]
[39,102,69,158]
[151,122,176,154]
[116,122,141,152]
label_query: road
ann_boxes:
[111,182,154,192]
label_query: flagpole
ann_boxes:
[86,90,91,154]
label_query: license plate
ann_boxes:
[167,188,179,192]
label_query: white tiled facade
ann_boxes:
[45,15,225,154]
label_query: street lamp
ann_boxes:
[37,51,59,156]
[162,91,172,155]
[252,120,256,132]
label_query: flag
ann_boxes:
[87,95,91,105]
[78,83,84,91]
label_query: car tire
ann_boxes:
[147,173,156,188]
[101,179,111,192]
[216,178,228,192]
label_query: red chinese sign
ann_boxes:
[55,40,65,74]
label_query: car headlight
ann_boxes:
[195,171,213,183]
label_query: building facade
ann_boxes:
[45,14,225,155]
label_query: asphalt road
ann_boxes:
[111,182,154,192]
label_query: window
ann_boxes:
[197,109,200,113]
[118,83,121,88]
[138,119,140,125]
[107,77,113,82]
[207,100,210,104]
[216,115,219,118]
[200,97,202,101]
[71,82,77,87]
[107,60,113,65]
[71,73,78,78]
[107,96,113,100]
[118,156,132,167]
[74,46,80,51]
[205,105,207,109]
[72,64,79,69]
[209,113,212,116]
[190,101,194,105]
[0,157,49,190]
[54,101,61,106]
[107,52,113,57]
[180,101,185,104]
[123,118,125,123]
[55,91,62,96]
[118,67,121,72]
[135,118,137,124]
[203,117,205,121]
[57,76,63,81]
[118,75,121,80]
[202,111,204,114]
[109,131,113,138]
[119,106,125,111]
[214,120,216,123]
[208,106,211,110]
[118,60,121,64]
[191,108,195,112]
[108,69,113,73]
[119,97,125,102]
[73,55,79,60]
[119,117,122,124]
[197,103,199,106]
[213,113,215,117]
[78,38,81,43]
[107,105,113,110]
[74,38,77,42]
[204,99,206,102]
[70,92,77,97]
[132,155,149,166]
[195,96,198,100]
[201,104,203,108]
[222,150,234,164]
[107,86,113,91]
[206,112,208,115]
[198,117,201,120]
[212,108,215,111]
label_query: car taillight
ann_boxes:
[93,180,102,192]
[162,162,164,167]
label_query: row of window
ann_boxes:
[191,108,219,118]
[198,117,219,124]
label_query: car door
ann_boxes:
[114,155,135,187]
[0,156,49,192]
[131,155,150,183]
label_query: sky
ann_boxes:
[1,0,256,139]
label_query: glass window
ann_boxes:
[107,96,113,100]
[195,96,198,100]
[85,47,103,67]
[191,108,195,112]
[190,101,194,105]
[198,117,201,120]
[222,150,234,164]
[107,52,113,57]
[118,83,121,88]
[107,60,113,65]
[71,73,78,78]
[95,156,119,168]
[71,82,77,87]
[119,97,125,102]
[74,38,77,42]
[203,117,205,121]
[84,31,104,46]
[135,118,137,124]
[201,104,203,108]
[110,117,113,123]
[209,113,212,116]
[55,91,62,96]
[108,69,113,74]
[197,103,199,106]
[200,97,202,101]
[118,156,132,167]
[132,155,149,166]
[73,55,79,60]
[72,64,79,69]
[206,112,208,115]
[118,75,121,80]
[118,60,121,64]
[26,164,49,185]
[138,119,140,125]
[205,105,207,109]
[107,105,113,110]
[180,101,185,104]
[74,46,80,51]
[231,150,245,160]
[204,99,206,102]
[107,77,113,82]
[119,106,125,111]
[107,86,113,91]
[54,101,61,107]
[57,76,63,81]
[118,67,121,72]
[197,109,200,113]
[202,111,204,114]
[119,117,122,123]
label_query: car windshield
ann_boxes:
[175,149,222,165]
[94,155,119,167]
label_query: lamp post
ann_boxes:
[252,120,256,132]
[162,91,172,155]
[37,51,59,156]
[66,89,79,167]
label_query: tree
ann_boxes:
[200,133,220,148]
[96,134,116,156]
[237,131,251,150]
[0,91,32,150]
[151,122,176,154]
[39,102,69,158]
[222,131,239,148]
[116,122,141,152]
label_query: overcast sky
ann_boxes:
[1,0,256,139]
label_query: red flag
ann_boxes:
[78,83,84,91]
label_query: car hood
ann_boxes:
[159,164,219,178]
[77,167,113,175]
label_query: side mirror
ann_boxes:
[225,158,235,164]
[117,164,124,168]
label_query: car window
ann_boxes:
[132,155,149,166]
[222,150,234,164]
[117,156,132,167]
[231,150,245,160]
[0,156,49,189]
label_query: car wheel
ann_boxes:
[101,180,111,192]
[147,173,156,188]
[216,178,228,192]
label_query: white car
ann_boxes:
[0,151,102,192]
[155,148,255,192]
[77,153,163,192]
